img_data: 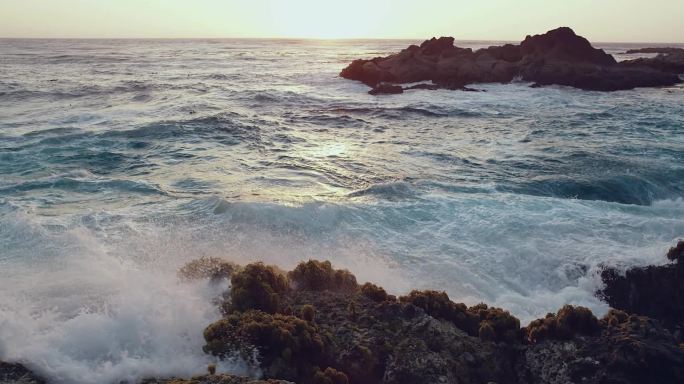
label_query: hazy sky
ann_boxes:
[1,0,683,42]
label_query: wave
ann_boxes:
[1,193,683,382]
[0,213,248,384]
[0,172,165,196]
[501,172,684,206]
[328,105,485,119]
[348,181,419,200]
[101,113,264,146]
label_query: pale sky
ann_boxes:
[1,0,683,42]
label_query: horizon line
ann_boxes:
[1,36,683,45]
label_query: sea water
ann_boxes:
[1,38,683,383]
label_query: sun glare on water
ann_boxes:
[268,0,392,39]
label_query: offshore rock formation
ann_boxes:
[341,27,682,94]
[621,48,684,75]
[623,47,684,55]
[599,240,684,341]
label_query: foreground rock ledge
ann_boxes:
[192,256,683,384]
[4,246,684,384]
[340,27,682,94]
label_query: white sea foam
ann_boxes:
[1,195,683,382]
[0,213,249,384]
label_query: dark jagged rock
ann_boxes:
[142,375,293,384]
[519,27,616,66]
[599,240,684,340]
[341,27,681,93]
[624,47,684,55]
[200,259,684,384]
[0,362,44,384]
[522,310,684,384]
[620,50,684,74]
[9,249,684,384]
[368,83,404,95]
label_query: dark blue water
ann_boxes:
[0,39,683,383]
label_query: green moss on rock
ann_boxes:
[301,304,316,323]
[524,305,600,343]
[468,303,521,343]
[230,263,289,314]
[360,283,391,303]
[204,310,326,381]
[178,257,241,281]
[312,367,349,384]
[289,260,357,292]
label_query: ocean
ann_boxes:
[1,38,683,383]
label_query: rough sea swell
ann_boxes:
[1,39,683,383]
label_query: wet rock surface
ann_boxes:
[143,376,293,384]
[599,240,684,341]
[6,245,684,384]
[623,47,684,55]
[0,362,44,384]
[341,27,682,93]
[620,49,684,75]
[198,257,684,384]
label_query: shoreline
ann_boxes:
[5,242,683,384]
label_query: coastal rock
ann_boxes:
[368,83,404,95]
[340,27,682,93]
[0,362,44,384]
[620,50,684,74]
[142,375,293,384]
[200,259,684,384]
[599,240,684,340]
[8,251,684,384]
[623,47,684,55]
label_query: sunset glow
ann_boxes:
[268,0,392,39]
[0,0,683,42]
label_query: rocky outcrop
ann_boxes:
[599,241,684,341]
[341,27,682,93]
[198,259,684,384]
[142,375,293,384]
[623,47,684,55]
[368,83,404,96]
[7,245,684,384]
[620,49,684,75]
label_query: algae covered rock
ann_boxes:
[360,282,392,303]
[195,257,684,384]
[230,263,290,314]
[523,305,600,343]
[203,310,326,382]
[179,257,241,282]
[599,240,684,339]
[288,260,357,292]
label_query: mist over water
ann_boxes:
[1,38,683,383]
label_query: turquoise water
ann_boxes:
[1,39,683,383]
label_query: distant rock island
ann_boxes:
[340,27,684,94]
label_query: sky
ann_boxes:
[0,0,683,42]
